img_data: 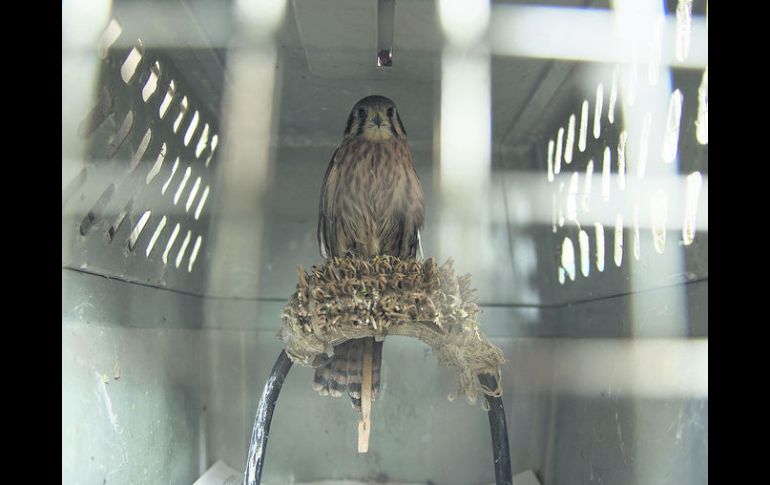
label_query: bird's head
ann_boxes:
[343,95,407,141]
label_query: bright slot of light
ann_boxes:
[129,211,151,251]
[438,1,491,272]
[682,172,702,245]
[608,66,619,124]
[175,230,192,268]
[162,223,180,265]
[662,89,683,164]
[439,0,490,46]
[439,53,491,192]
[162,158,179,194]
[579,100,589,152]
[617,130,627,190]
[648,16,664,86]
[696,67,708,145]
[594,223,605,272]
[146,216,167,257]
[547,139,555,182]
[565,114,575,164]
[614,213,624,267]
[489,5,707,68]
[554,127,563,175]
[593,82,603,139]
[174,166,192,205]
[579,230,590,277]
[676,0,693,62]
[188,236,203,272]
[520,172,708,232]
[235,0,287,34]
[561,237,576,282]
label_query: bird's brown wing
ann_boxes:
[407,164,425,258]
[398,161,425,259]
[317,147,340,259]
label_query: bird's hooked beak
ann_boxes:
[373,113,382,127]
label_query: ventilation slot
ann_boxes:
[106,110,134,158]
[205,135,219,166]
[162,224,181,265]
[560,237,576,283]
[146,143,167,185]
[186,177,202,213]
[175,231,192,268]
[174,166,192,205]
[120,46,143,84]
[142,62,160,102]
[159,80,176,119]
[578,100,588,152]
[594,223,605,272]
[683,172,702,245]
[108,200,132,242]
[565,114,575,164]
[80,184,115,236]
[128,211,151,251]
[173,96,189,133]
[97,19,122,59]
[696,68,708,145]
[195,124,210,159]
[145,216,167,257]
[194,186,210,220]
[593,83,603,139]
[184,111,200,146]
[554,127,563,175]
[162,158,180,195]
[130,129,152,171]
[662,89,683,164]
[188,236,203,272]
[614,214,623,267]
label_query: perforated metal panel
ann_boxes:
[62,11,221,296]
[542,64,707,302]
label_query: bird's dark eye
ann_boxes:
[357,108,367,119]
[386,107,394,117]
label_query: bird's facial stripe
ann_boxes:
[396,112,406,137]
[383,106,399,136]
[344,112,355,135]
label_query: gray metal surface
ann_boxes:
[62,0,708,484]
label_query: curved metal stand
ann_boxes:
[243,350,293,485]
[243,351,512,485]
[479,373,513,485]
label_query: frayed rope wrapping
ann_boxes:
[278,255,505,409]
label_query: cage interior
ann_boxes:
[62,0,708,484]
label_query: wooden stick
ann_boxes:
[357,338,373,453]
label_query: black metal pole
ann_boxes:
[479,373,513,485]
[243,350,294,485]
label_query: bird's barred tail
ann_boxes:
[313,337,383,411]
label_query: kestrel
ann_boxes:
[313,95,425,412]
